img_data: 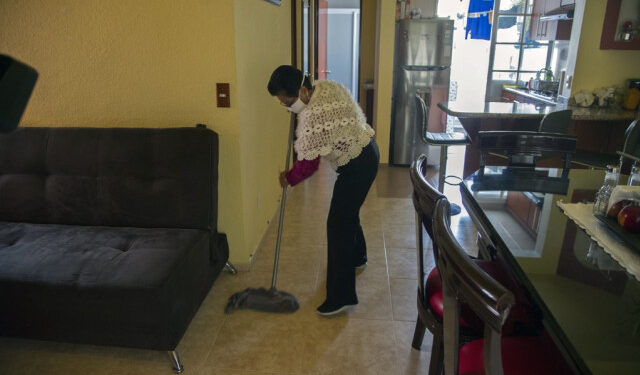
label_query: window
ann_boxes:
[486,0,553,99]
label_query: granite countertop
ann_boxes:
[438,101,638,121]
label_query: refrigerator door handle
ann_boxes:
[402,65,450,71]
[415,93,431,144]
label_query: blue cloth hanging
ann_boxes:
[466,0,494,40]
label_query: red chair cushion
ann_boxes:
[425,261,535,334]
[426,266,442,296]
[427,268,475,328]
[458,335,573,375]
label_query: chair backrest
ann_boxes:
[623,119,640,158]
[479,131,577,178]
[411,154,445,238]
[415,92,431,142]
[410,153,446,297]
[538,109,572,134]
[432,199,515,375]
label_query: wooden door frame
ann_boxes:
[291,0,297,66]
[302,0,313,75]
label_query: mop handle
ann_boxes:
[271,113,295,289]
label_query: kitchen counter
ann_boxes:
[437,100,636,177]
[438,101,637,121]
[503,87,558,106]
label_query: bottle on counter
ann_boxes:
[624,87,640,110]
[628,162,640,186]
[593,165,621,215]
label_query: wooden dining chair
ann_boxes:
[410,154,449,375]
[410,154,537,375]
[432,199,572,375]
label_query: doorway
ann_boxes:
[438,0,491,131]
[315,0,361,100]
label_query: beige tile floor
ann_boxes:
[0,154,478,375]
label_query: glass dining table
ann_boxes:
[455,166,640,375]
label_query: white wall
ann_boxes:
[327,0,359,9]
[409,0,438,17]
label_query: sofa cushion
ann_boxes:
[0,221,208,288]
[0,221,216,350]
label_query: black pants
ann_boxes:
[326,139,379,305]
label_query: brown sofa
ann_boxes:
[0,126,228,372]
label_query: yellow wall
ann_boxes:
[0,0,292,265]
[234,0,292,263]
[572,0,640,93]
[374,0,396,164]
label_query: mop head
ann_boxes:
[225,287,300,314]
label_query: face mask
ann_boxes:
[287,98,307,114]
[287,76,307,114]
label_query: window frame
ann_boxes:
[485,0,554,98]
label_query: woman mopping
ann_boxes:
[267,65,379,316]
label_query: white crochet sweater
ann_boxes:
[295,80,375,169]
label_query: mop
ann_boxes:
[225,114,300,314]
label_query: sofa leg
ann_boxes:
[168,350,184,373]
[224,261,238,274]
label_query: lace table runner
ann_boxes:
[557,201,640,281]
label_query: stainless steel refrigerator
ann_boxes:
[390,18,453,166]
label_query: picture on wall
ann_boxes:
[265,0,281,5]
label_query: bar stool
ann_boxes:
[416,93,470,215]
[538,109,572,133]
[489,109,573,164]
[573,119,639,169]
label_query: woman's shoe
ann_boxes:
[316,300,357,316]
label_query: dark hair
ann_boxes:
[267,65,312,97]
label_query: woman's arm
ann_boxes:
[285,157,320,186]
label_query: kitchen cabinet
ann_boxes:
[600,0,640,50]
[501,89,555,105]
[502,89,537,104]
[501,90,517,103]
[506,191,542,237]
[545,0,561,12]
[530,0,544,40]
[530,0,573,41]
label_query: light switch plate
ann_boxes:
[216,83,230,108]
